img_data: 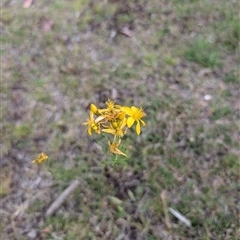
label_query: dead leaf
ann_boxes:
[42,227,51,234]
[120,26,133,37]
[23,0,34,8]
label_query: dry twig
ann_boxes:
[45,180,80,217]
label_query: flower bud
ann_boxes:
[90,104,98,114]
[112,121,118,128]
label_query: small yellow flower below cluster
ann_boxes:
[32,152,49,164]
[83,99,146,156]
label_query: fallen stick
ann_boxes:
[169,208,191,227]
[45,180,80,217]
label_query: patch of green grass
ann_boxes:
[34,79,45,87]
[49,158,89,183]
[168,157,183,169]
[44,216,91,240]
[73,0,90,11]
[185,37,221,67]
[156,28,170,38]
[172,0,213,19]
[186,137,205,155]
[109,64,139,80]
[225,14,240,49]
[143,52,158,68]
[158,167,176,186]
[28,199,45,213]
[164,54,179,66]
[221,153,239,169]
[52,166,81,183]
[13,125,32,139]
[224,70,240,84]
[148,166,176,192]
[210,106,232,121]
[214,6,240,50]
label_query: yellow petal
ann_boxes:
[102,129,115,134]
[140,119,146,126]
[136,121,141,135]
[87,127,92,135]
[120,118,127,129]
[131,106,138,113]
[127,117,135,128]
[121,107,132,116]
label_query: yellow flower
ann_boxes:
[106,99,116,111]
[83,112,104,135]
[32,152,49,164]
[108,140,127,157]
[83,100,147,159]
[121,106,146,135]
[99,99,121,114]
[101,118,127,137]
[101,110,123,123]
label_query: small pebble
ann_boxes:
[189,137,195,142]
[204,94,212,101]
[27,229,37,239]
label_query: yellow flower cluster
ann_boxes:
[83,99,146,156]
[32,152,49,164]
